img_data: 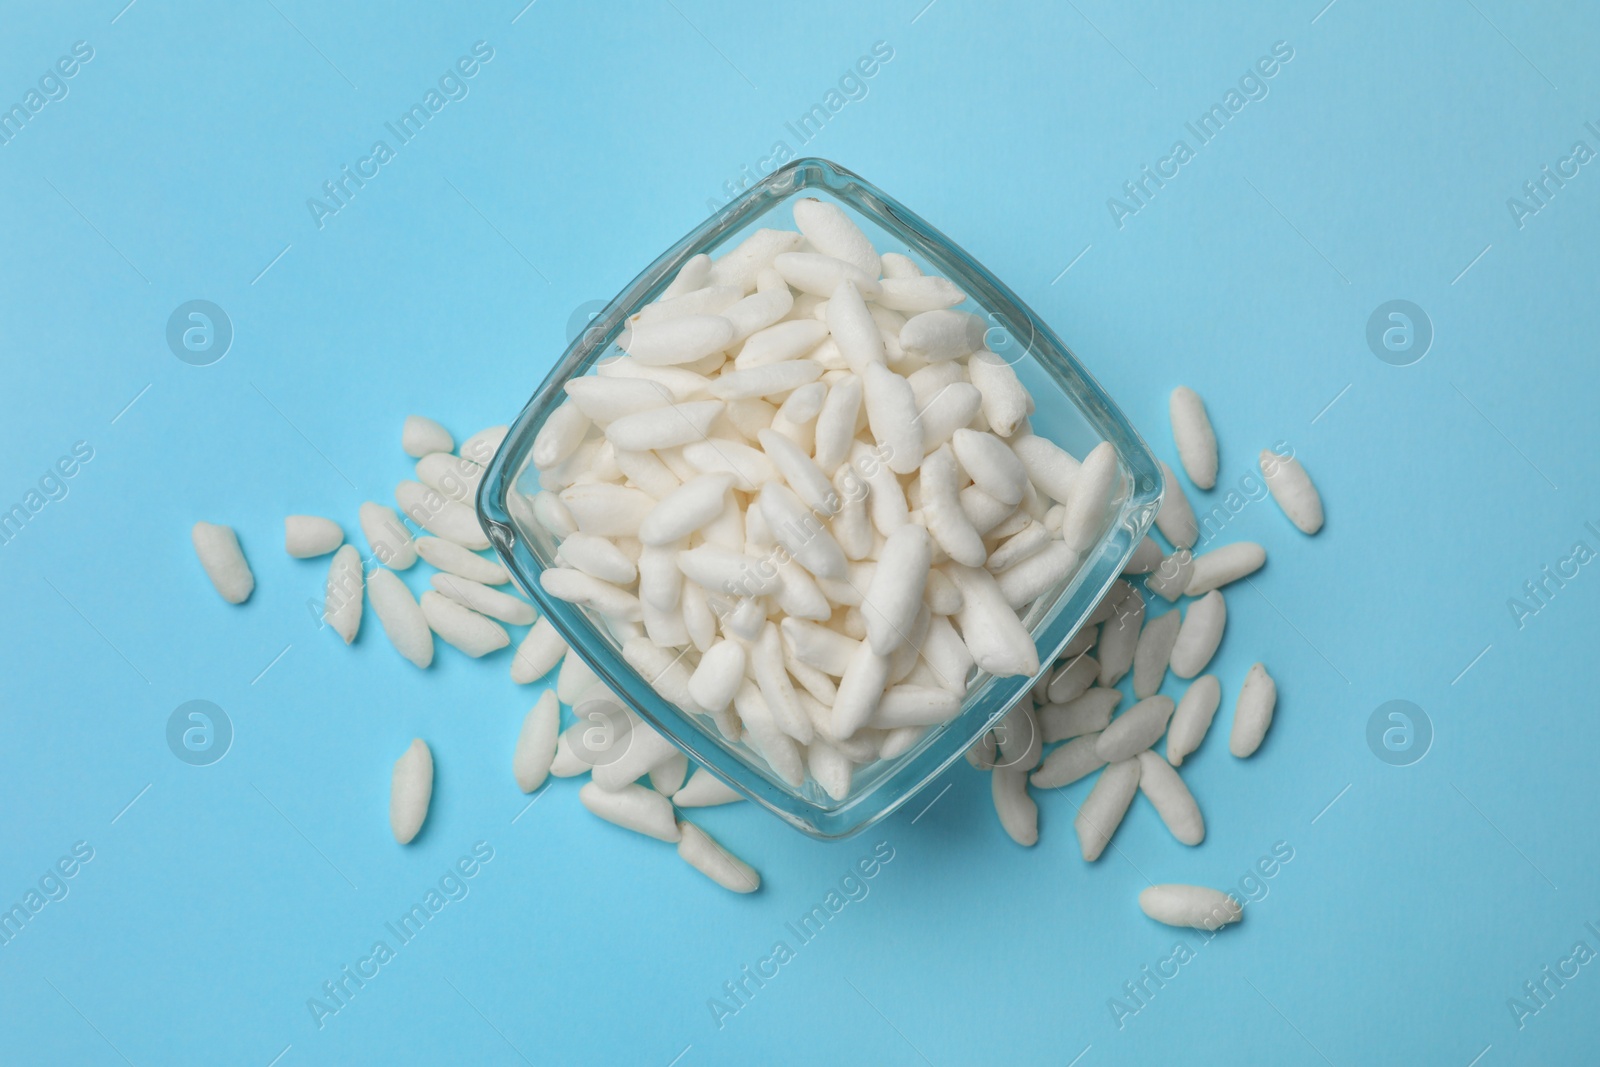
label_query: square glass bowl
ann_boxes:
[478,158,1162,839]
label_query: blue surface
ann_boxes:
[2,1,1597,1063]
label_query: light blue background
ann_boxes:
[2,1,1597,1063]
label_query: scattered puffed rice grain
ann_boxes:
[285,515,343,558]
[1139,884,1241,931]
[459,425,509,466]
[417,451,486,504]
[1136,750,1204,845]
[420,591,509,657]
[192,522,254,604]
[966,730,998,770]
[1144,549,1194,603]
[1166,675,1221,766]
[359,502,417,571]
[1261,450,1325,534]
[1096,696,1175,763]
[1029,734,1106,789]
[1097,588,1144,687]
[395,480,490,549]
[1046,654,1099,705]
[402,415,453,458]
[1169,590,1226,679]
[1230,662,1277,758]
[591,716,682,792]
[416,536,509,585]
[1039,688,1120,743]
[513,690,559,793]
[367,568,433,668]
[1122,536,1163,575]
[1132,610,1180,699]
[1154,461,1198,549]
[677,820,760,893]
[1185,542,1266,596]
[324,544,363,643]
[556,649,602,704]
[580,782,681,842]
[1169,386,1218,489]
[1075,758,1141,862]
[431,573,535,626]
[994,704,1042,772]
[390,739,433,844]
[992,767,1038,846]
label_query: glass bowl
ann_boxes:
[477,157,1162,839]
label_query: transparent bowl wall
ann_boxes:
[478,158,1162,839]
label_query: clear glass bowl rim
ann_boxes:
[477,157,1163,839]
